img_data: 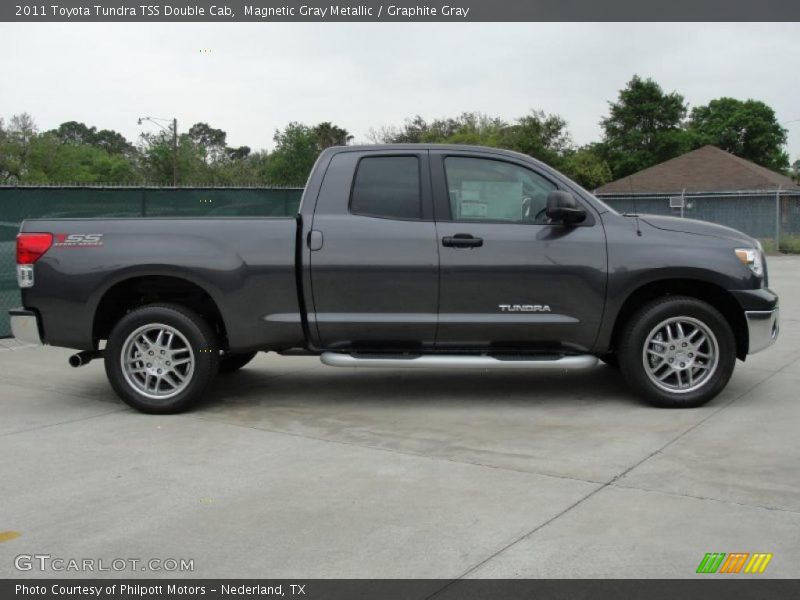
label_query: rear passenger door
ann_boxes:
[308,150,439,350]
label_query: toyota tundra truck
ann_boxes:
[9,145,779,413]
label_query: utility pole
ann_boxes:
[680,188,685,219]
[775,185,782,251]
[138,116,179,186]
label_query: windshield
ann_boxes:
[566,179,619,215]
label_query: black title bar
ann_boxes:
[5,580,800,600]
[3,0,800,22]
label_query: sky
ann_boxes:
[1,22,799,161]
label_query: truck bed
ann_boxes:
[20,217,305,351]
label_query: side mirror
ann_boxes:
[546,190,586,224]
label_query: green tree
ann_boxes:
[377,113,505,145]
[381,109,594,185]
[187,122,228,165]
[313,122,352,148]
[600,75,690,179]
[438,113,507,145]
[371,110,608,185]
[182,123,261,184]
[377,115,430,143]
[0,117,10,183]
[50,121,95,145]
[92,129,135,156]
[226,146,251,161]
[266,121,352,185]
[50,121,134,156]
[242,150,270,183]
[264,123,319,185]
[1,115,140,184]
[0,113,38,183]
[138,130,203,184]
[687,98,789,171]
[498,110,573,166]
[209,149,264,185]
[24,133,137,183]
[561,146,613,190]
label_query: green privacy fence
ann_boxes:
[0,186,304,337]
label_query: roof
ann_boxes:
[595,145,800,194]
[329,143,535,162]
[322,142,559,178]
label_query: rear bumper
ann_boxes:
[746,308,779,354]
[8,308,43,345]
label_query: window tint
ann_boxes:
[444,157,557,223]
[350,156,421,220]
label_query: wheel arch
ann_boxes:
[609,279,748,360]
[93,274,228,348]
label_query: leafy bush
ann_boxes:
[779,235,800,254]
[759,236,800,254]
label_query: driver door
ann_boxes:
[431,151,607,352]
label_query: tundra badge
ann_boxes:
[499,304,551,312]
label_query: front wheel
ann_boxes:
[105,303,219,414]
[618,296,736,408]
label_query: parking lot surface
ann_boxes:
[1,256,799,579]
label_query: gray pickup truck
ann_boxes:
[10,145,779,413]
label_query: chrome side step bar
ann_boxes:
[320,352,598,370]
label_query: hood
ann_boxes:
[638,215,756,245]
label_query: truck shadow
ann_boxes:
[196,361,638,411]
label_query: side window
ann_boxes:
[350,156,421,220]
[444,156,557,223]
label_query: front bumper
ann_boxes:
[9,308,43,345]
[746,308,779,354]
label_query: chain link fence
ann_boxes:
[596,190,800,251]
[0,186,303,337]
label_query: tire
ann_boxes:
[104,303,219,414]
[618,296,736,408]
[219,351,257,374]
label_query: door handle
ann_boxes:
[442,234,483,248]
[308,230,323,251]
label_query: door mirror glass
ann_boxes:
[546,191,586,224]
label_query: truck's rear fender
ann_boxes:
[22,218,304,351]
[92,270,227,346]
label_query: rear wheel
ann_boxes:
[618,296,736,408]
[105,304,219,414]
[219,351,257,374]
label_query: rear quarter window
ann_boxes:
[350,156,422,220]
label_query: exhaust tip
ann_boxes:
[69,350,102,368]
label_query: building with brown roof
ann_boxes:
[595,145,799,194]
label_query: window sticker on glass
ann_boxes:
[458,181,523,221]
[459,198,488,218]
[445,156,556,224]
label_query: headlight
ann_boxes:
[735,248,764,277]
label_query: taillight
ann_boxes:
[17,233,53,264]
